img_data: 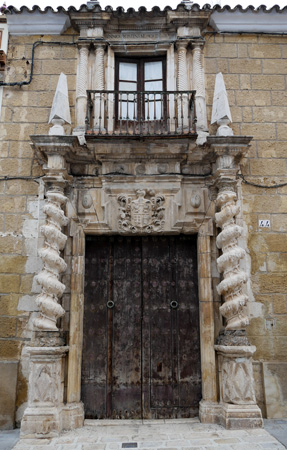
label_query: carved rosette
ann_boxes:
[33,190,69,331]
[215,189,249,330]
[118,190,165,233]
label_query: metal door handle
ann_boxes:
[170,300,178,309]
[107,300,115,309]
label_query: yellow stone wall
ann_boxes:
[0,29,77,423]
[0,28,286,421]
[205,34,287,417]
[205,33,287,362]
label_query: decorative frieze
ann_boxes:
[118,189,165,233]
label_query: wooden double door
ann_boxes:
[81,235,201,419]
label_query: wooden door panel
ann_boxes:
[82,235,201,419]
[111,237,142,418]
[82,237,109,419]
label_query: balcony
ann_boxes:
[86,90,197,138]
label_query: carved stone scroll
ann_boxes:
[118,189,165,233]
[33,189,69,331]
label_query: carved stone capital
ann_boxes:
[176,40,189,51]
[208,136,252,171]
[191,42,204,51]
[77,41,90,50]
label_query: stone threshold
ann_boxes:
[85,417,200,426]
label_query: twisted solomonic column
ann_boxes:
[215,189,249,331]
[94,43,106,132]
[192,43,208,144]
[176,41,189,131]
[33,190,69,331]
[76,44,89,128]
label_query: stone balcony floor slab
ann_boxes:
[1,418,286,450]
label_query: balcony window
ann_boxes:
[86,55,196,137]
[116,57,165,122]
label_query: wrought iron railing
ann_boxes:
[86,90,196,137]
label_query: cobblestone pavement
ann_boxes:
[9,418,286,450]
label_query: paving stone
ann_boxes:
[260,444,286,449]
[8,420,287,450]
[214,438,241,444]
[82,445,106,450]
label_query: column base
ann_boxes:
[199,400,263,429]
[199,400,222,424]
[217,403,263,429]
[20,406,63,439]
[62,402,84,430]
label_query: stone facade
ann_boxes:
[0,1,286,434]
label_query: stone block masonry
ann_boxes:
[0,14,286,429]
[205,33,287,418]
[0,28,77,427]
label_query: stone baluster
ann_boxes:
[75,43,89,132]
[176,41,189,131]
[93,43,106,132]
[192,43,208,144]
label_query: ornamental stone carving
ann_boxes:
[215,189,249,330]
[215,345,257,405]
[33,190,69,331]
[118,190,165,233]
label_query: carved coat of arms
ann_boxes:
[118,190,165,233]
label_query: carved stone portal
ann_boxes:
[118,190,165,233]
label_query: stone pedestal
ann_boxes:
[218,403,263,429]
[215,342,263,429]
[21,336,68,439]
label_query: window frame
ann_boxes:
[115,55,167,123]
